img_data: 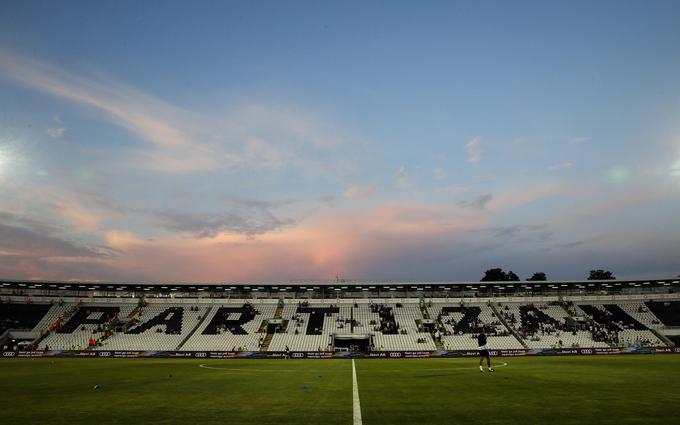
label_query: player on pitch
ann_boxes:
[478,329,494,372]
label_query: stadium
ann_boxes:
[3,1,680,424]
[2,277,680,423]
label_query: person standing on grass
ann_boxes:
[478,329,494,372]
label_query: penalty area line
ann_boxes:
[352,359,362,425]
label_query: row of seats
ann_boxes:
[0,299,676,351]
[431,304,524,350]
[181,304,276,351]
[269,304,435,351]
[40,304,135,350]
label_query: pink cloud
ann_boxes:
[548,161,574,171]
[465,137,485,163]
[0,183,569,282]
[343,183,376,199]
[92,203,493,282]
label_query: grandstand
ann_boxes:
[1,278,679,354]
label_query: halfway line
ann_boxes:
[352,359,363,425]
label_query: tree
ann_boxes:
[481,268,520,281]
[481,268,508,281]
[527,272,547,281]
[588,269,615,280]
[507,271,520,281]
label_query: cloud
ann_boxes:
[154,198,295,238]
[47,127,66,138]
[559,240,588,249]
[0,50,189,147]
[488,184,561,213]
[0,49,355,174]
[465,137,485,164]
[489,224,552,242]
[87,199,563,282]
[0,213,112,259]
[548,161,574,171]
[46,115,66,138]
[671,159,680,177]
[433,167,447,180]
[458,193,493,210]
[605,167,630,184]
[94,204,491,282]
[343,183,376,199]
[395,165,412,189]
[566,190,659,219]
[13,185,106,233]
[1,181,671,282]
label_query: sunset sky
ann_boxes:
[1,1,679,283]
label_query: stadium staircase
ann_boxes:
[175,306,212,350]
[260,304,285,351]
[0,329,11,348]
[490,303,528,349]
[433,334,444,350]
[31,327,52,349]
[421,306,444,349]
[420,306,444,350]
[261,319,289,351]
[651,329,675,347]
[262,333,274,350]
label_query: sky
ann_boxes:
[0,0,679,283]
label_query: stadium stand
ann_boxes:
[40,303,135,350]
[499,302,609,348]
[576,304,664,347]
[269,303,336,351]
[181,302,276,351]
[372,304,436,351]
[430,303,524,350]
[93,303,205,351]
[20,298,672,351]
[267,302,437,351]
[618,302,665,330]
[1,277,679,353]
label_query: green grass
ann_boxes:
[1,356,680,424]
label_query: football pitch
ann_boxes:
[2,355,680,424]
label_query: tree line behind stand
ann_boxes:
[480,268,616,282]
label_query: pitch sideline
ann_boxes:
[197,361,509,373]
[352,359,362,425]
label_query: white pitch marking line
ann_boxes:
[198,364,300,372]
[352,361,509,373]
[352,359,363,425]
